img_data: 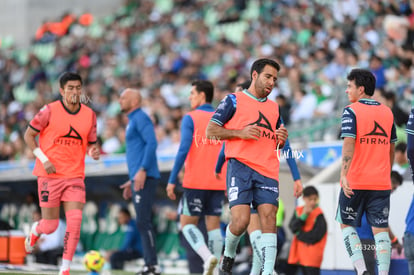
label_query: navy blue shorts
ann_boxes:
[336,189,391,228]
[226,158,279,209]
[181,189,225,216]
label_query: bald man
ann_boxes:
[119,88,161,275]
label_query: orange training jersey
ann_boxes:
[31,101,97,178]
[346,101,394,190]
[288,206,327,268]
[224,92,280,180]
[183,110,226,190]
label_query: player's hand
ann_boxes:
[303,204,313,215]
[133,169,146,191]
[120,180,132,200]
[293,179,303,198]
[43,160,56,174]
[166,183,176,200]
[392,240,403,254]
[340,175,354,198]
[215,172,221,180]
[88,145,100,160]
[275,124,288,147]
[240,125,261,140]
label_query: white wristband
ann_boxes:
[33,147,49,164]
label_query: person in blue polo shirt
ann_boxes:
[119,88,161,275]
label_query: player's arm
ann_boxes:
[134,115,157,191]
[24,105,56,174]
[341,138,355,198]
[283,139,303,198]
[24,127,40,152]
[86,112,99,160]
[296,214,327,244]
[277,115,300,196]
[289,210,306,234]
[167,115,194,200]
[390,122,397,169]
[206,94,260,140]
[340,107,357,198]
[215,143,226,179]
[275,116,288,149]
[389,227,403,254]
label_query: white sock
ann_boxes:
[60,259,70,271]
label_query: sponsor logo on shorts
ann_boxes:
[189,198,203,213]
[42,182,48,190]
[192,206,202,213]
[228,187,238,202]
[135,194,141,204]
[382,207,389,217]
[41,191,49,202]
[72,185,84,191]
[342,206,357,221]
[374,218,388,225]
[260,186,278,193]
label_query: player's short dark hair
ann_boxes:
[395,142,407,153]
[59,72,83,88]
[120,207,131,218]
[346,69,376,96]
[303,185,319,197]
[250,58,281,80]
[192,80,214,103]
[391,170,403,186]
[236,80,251,90]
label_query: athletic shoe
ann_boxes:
[203,255,218,275]
[135,265,161,275]
[58,270,70,275]
[25,221,40,253]
[219,256,234,275]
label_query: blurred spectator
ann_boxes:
[393,142,410,179]
[276,94,291,125]
[0,0,414,162]
[382,90,409,127]
[290,89,317,123]
[106,208,142,270]
[369,55,387,90]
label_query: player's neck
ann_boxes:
[63,101,81,113]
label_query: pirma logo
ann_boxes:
[360,121,388,145]
[54,125,83,146]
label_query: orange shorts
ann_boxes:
[37,177,86,208]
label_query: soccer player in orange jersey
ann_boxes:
[166,80,226,275]
[337,69,397,275]
[24,72,100,275]
[207,58,302,275]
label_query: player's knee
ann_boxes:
[231,216,249,235]
[66,209,82,227]
[42,219,60,234]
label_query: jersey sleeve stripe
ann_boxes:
[29,124,40,132]
[210,118,223,126]
[341,134,356,138]
[406,129,414,136]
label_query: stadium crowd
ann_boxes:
[0,0,413,162]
